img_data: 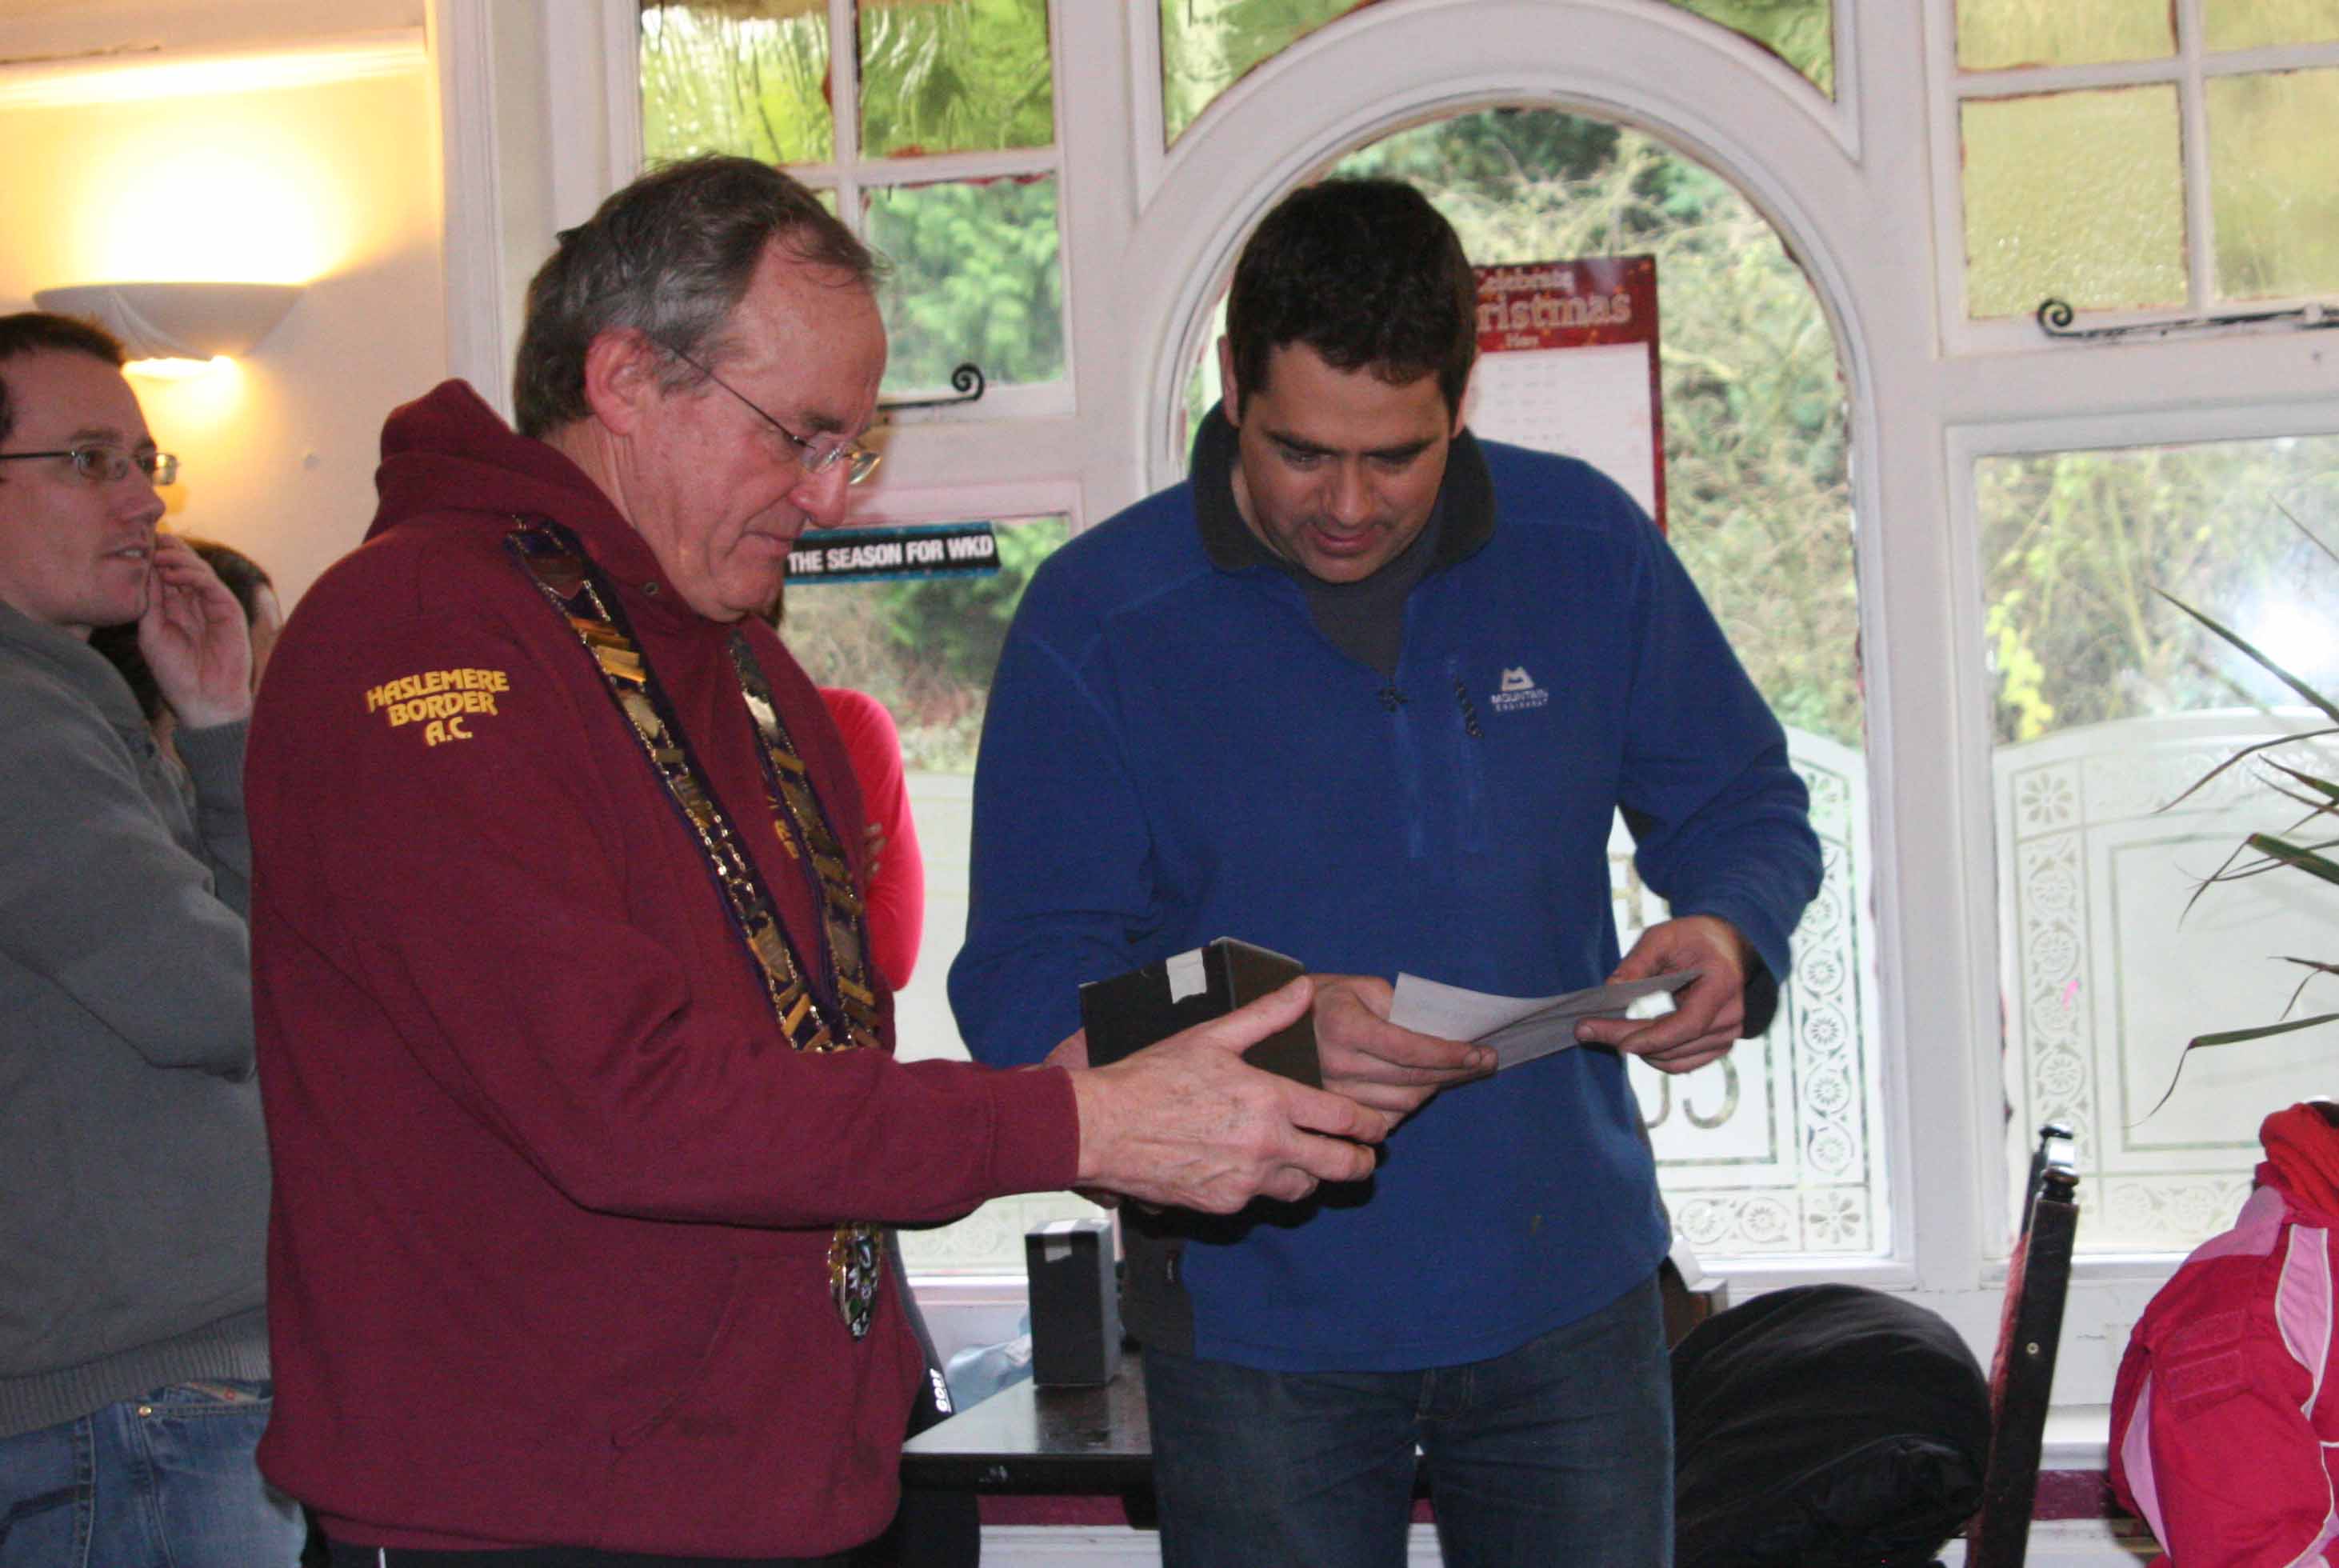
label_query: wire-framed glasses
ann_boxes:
[665,347,881,486]
[0,445,180,486]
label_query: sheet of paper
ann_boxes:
[1388,970,1701,1071]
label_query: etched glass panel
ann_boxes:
[1961,88,2186,318]
[858,0,1054,158]
[1956,0,2173,70]
[2209,68,2339,301]
[777,517,1086,1273]
[1979,438,2339,1253]
[641,2,833,166]
[864,177,1064,393]
[1619,735,1885,1256]
[2205,0,2339,50]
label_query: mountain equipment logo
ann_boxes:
[1490,665,1549,714]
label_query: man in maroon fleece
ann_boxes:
[245,156,1389,1568]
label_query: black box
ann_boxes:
[1077,937,1319,1087]
[1026,1218,1120,1386]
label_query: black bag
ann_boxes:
[1673,1283,1989,1568]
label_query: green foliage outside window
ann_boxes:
[780,520,1070,772]
[1976,442,2339,746]
[867,178,1065,392]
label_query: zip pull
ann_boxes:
[1453,678,1483,738]
[1378,684,1409,714]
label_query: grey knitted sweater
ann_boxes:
[0,601,270,1438]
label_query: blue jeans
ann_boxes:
[0,1379,305,1568]
[1145,1272,1672,1568]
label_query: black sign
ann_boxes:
[786,522,1001,583]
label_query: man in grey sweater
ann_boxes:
[0,314,301,1566]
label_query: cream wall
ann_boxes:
[0,62,447,607]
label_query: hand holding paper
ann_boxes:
[1578,914,1754,1074]
[1311,974,1495,1131]
[1388,969,1701,1072]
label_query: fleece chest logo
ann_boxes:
[365,666,510,747]
[1489,665,1549,714]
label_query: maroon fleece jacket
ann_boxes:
[248,381,1077,1557]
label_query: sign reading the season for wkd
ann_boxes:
[786,522,1002,584]
[1468,256,1666,532]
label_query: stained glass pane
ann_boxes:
[1961,88,2186,319]
[1160,0,1375,146]
[1978,440,2339,1253]
[2205,0,2339,50]
[858,0,1054,158]
[2209,69,2339,300]
[641,2,833,166]
[1957,0,2172,70]
[1659,0,1834,95]
[866,177,1064,392]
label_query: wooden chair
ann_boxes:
[1962,1122,2081,1568]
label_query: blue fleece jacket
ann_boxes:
[951,424,1821,1371]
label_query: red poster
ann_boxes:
[1469,257,1665,531]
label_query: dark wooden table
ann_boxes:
[899,1353,1155,1499]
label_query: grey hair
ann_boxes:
[511,155,881,438]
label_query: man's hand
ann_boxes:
[1575,915,1750,1074]
[1313,974,1492,1131]
[1067,978,1385,1213]
[139,534,252,730]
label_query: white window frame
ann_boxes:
[430,0,2339,1470]
[1926,0,2339,353]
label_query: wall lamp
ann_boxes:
[33,281,302,379]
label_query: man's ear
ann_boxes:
[581,328,660,438]
[1449,362,1475,441]
[1216,334,1242,426]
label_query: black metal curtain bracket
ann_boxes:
[877,362,986,418]
[2036,296,2339,344]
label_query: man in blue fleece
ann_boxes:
[950,179,1821,1566]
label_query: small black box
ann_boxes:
[1026,1218,1120,1387]
[1077,937,1319,1087]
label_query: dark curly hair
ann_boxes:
[1225,178,1477,416]
[512,155,882,439]
[0,312,126,450]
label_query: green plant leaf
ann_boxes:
[2154,590,2339,726]
[2248,832,2339,889]
[2133,1010,2339,1124]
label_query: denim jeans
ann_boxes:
[1145,1271,1672,1568]
[0,1379,305,1568]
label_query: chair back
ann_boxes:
[1964,1123,2081,1568]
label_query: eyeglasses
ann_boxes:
[665,348,882,486]
[0,444,180,486]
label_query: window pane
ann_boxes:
[2205,0,2339,50]
[1327,108,1880,1258]
[1979,438,2339,1253]
[2209,69,2339,301]
[777,518,1091,1272]
[1961,88,2186,318]
[1159,0,1376,146]
[641,2,833,166]
[1659,0,1834,95]
[1956,0,2172,70]
[866,177,1064,392]
[858,0,1055,158]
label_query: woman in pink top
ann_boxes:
[819,686,924,991]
